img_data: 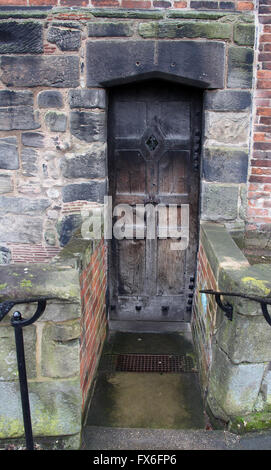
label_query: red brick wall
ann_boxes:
[248,0,271,231]
[79,238,107,410]
[192,239,217,391]
[0,0,255,10]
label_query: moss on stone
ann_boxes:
[241,276,271,296]
[139,21,232,39]
[230,411,271,434]
[91,8,163,19]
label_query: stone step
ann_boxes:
[82,426,271,450]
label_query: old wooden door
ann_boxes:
[108,80,201,323]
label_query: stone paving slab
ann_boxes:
[82,426,271,450]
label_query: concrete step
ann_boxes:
[82,426,271,450]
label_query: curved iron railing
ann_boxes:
[200,289,271,326]
[0,297,60,450]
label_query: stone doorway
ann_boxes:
[107,79,202,326]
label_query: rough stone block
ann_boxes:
[0,214,43,243]
[204,111,250,146]
[138,21,232,39]
[204,90,252,111]
[0,246,11,265]
[68,89,106,109]
[62,181,107,204]
[70,111,106,143]
[45,111,67,133]
[0,90,33,107]
[86,40,225,89]
[0,21,43,54]
[41,320,80,378]
[21,132,44,148]
[21,148,38,177]
[207,344,265,418]
[1,56,80,88]
[201,183,239,221]
[262,370,271,406]
[61,143,106,179]
[0,137,19,170]
[57,214,82,247]
[216,310,271,364]
[0,325,36,380]
[88,21,133,37]
[0,264,80,306]
[234,23,255,46]
[47,26,81,51]
[0,106,40,131]
[227,46,254,89]
[38,91,63,109]
[0,196,50,215]
[0,378,81,438]
[203,147,248,183]
[0,175,13,194]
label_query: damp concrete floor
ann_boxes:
[84,330,207,431]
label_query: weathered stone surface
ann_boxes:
[0,246,11,265]
[203,147,248,183]
[227,46,254,88]
[38,91,63,109]
[88,21,133,37]
[57,214,82,247]
[216,310,271,364]
[0,21,43,54]
[47,26,81,51]
[41,320,80,378]
[234,23,255,46]
[138,21,232,39]
[86,40,225,89]
[44,229,57,247]
[200,222,249,281]
[204,90,252,111]
[262,370,271,406]
[0,196,50,215]
[0,106,40,131]
[201,183,239,221]
[0,175,13,194]
[0,264,80,304]
[0,137,19,170]
[45,111,67,132]
[1,56,80,88]
[0,214,43,243]
[91,8,163,18]
[218,263,271,317]
[69,89,106,109]
[21,148,38,177]
[61,144,106,179]
[21,132,44,148]
[0,378,81,438]
[204,111,250,146]
[0,325,36,380]
[62,181,107,204]
[70,111,106,143]
[207,344,265,418]
[0,90,33,107]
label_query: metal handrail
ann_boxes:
[200,289,271,326]
[0,296,62,450]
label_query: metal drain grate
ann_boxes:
[100,354,196,373]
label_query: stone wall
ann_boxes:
[193,222,271,432]
[0,262,83,449]
[0,5,257,265]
